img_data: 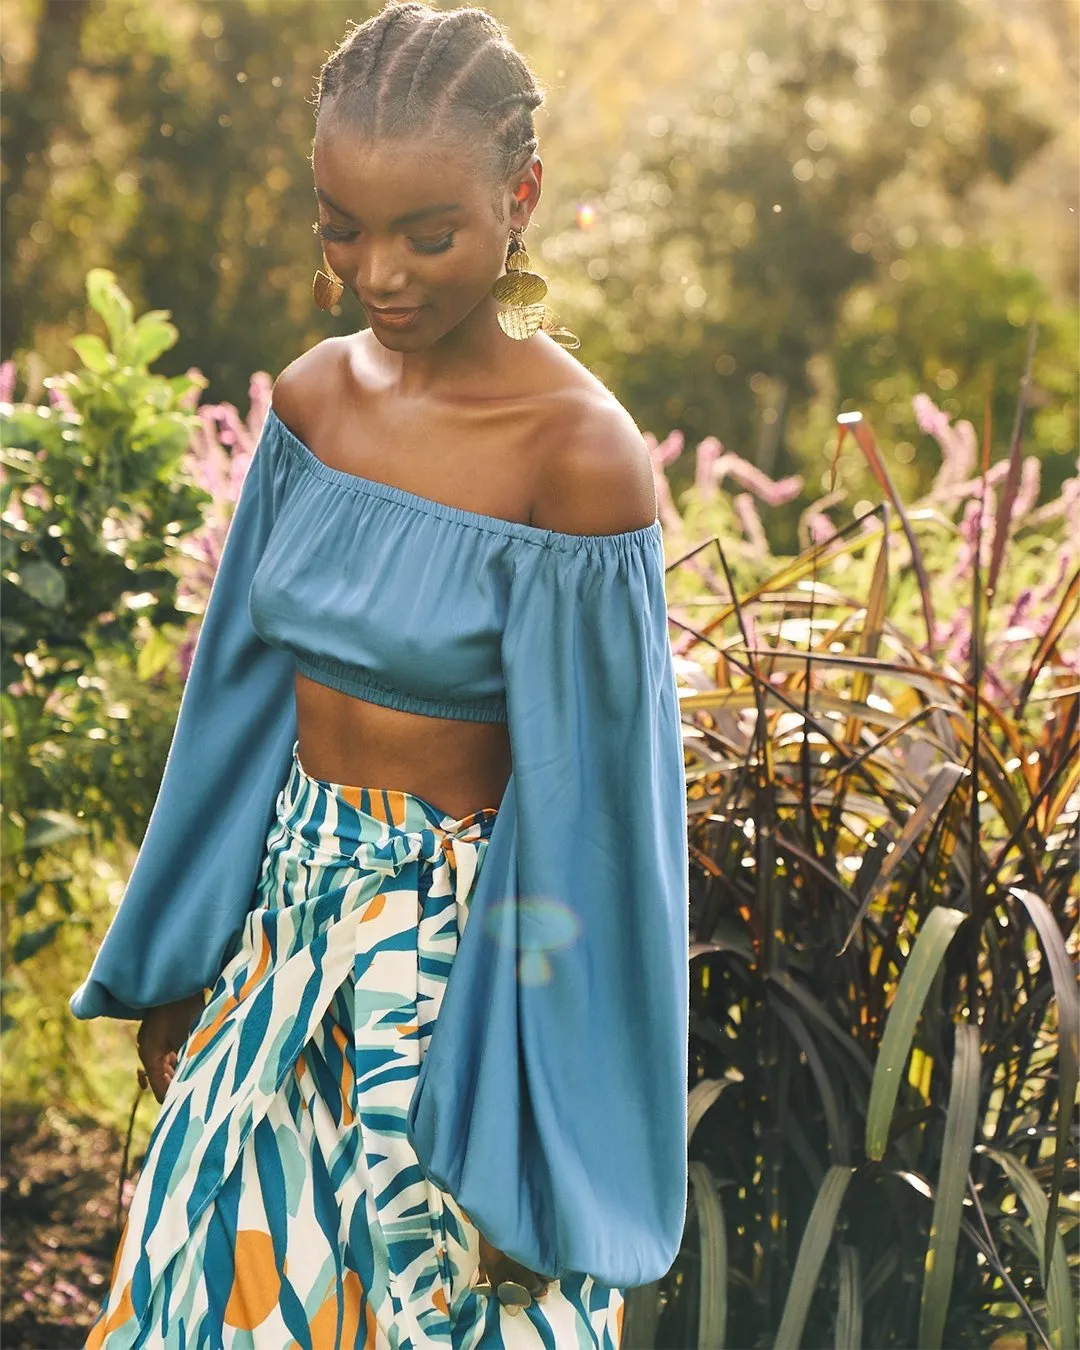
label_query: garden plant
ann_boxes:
[1,276,1076,1347]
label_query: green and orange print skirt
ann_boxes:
[85,742,624,1348]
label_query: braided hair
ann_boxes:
[317,3,544,193]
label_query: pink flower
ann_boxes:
[694,437,723,500]
[804,511,836,544]
[732,492,768,555]
[46,383,77,418]
[644,429,685,469]
[915,393,977,494]
[1013,456,1041,522]
[174,379,271,680]
[715,455,802,506]
[653,467,684,534]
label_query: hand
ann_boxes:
[136,990,206,1104]
[476,1232,550,1309]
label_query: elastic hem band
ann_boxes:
[295,654,508,724]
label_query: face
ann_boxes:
[312,120,541,349]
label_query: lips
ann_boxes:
[366,304,425,330]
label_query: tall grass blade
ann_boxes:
[692,507,886,642]
[688,1160,728,1350]
[1008,886,1080,1274]
[986,323,1038,600]
[834,1244,863,1350]
[773,1165,855,1350]
[688,1077,733,1146]
[918,1022,982,1349]
[981,1146,1077,1350]
[838,413,937,652]
[838,766,968,956]
[771,994,850,1162]
[866,907,967,1160]
[1015,567,1080,714]
[621,1283,662,1350]
[841,518,889,753]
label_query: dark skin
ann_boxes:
[137,115,657,1303]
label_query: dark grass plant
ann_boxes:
[625,341,1078,1348]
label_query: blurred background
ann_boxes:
[1,0,1077,1345]
[2,0,1076,508]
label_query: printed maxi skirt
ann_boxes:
[85,744,625,1349]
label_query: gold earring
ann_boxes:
[491,230,579,349]
[313,251,344,311]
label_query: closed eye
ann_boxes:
[317,221,357,244]
[410,233,455,256]
[315,221,455,255]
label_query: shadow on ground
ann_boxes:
[1,1107,130,1348]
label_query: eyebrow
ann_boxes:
[316,188,462,228]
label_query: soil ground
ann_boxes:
[1,1107,131,1349]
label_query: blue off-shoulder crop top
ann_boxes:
[69,406,690,1288]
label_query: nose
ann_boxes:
[352,241,408,300]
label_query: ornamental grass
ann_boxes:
[627,346,1078,1348]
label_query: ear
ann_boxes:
[507,154,543,231]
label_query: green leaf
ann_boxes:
[136,626,179,681]
[24,810,86,851]
[621,1284,662,1350]
[115,311,178,369]
[1008,886,1080,1277]
[918,1021,981,1349]
[981,1146,1077,1350]
[687,1077,732,1145]
[839,764,968,955]
[18,559,67,609]
[774,1165,855,1350]
[771,993,850,1162]
[834,1244,862,1350]
[70,334,114,375]
[865,906,966,1161]
[13,921,63,963]
[86,268,133,347]
[688,1160,727,1350]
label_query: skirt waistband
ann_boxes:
[284,741,499,848]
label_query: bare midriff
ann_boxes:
[294,672,512,821]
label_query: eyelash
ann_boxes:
[316,222,455,255]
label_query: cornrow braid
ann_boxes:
[316,2,545,185]
[402,14,462,123]
[317,3,427,107]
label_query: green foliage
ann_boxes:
[548,0,1073,497]
[830,245,1078,499]
[624,401,1078,1347]
[1,271,208,1106]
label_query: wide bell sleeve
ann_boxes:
[408,521,690,1288]
[69,414,298,1021]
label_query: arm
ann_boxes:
[408,435,689,1286]
[69,412,298,1021]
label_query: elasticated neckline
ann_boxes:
[267,407,662,556]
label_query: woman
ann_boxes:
[73,3,689,1346]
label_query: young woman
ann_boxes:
[73,4,689,1345]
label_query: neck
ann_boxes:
[388,295,524,399]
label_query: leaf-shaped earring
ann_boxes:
[493,230,579,348]
[313,251,344,311]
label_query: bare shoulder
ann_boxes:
[530,382,657,536]
[271,336,355,443]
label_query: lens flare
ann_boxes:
[481,896,582,986]
[576,203,598,230]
